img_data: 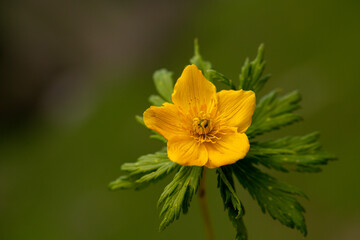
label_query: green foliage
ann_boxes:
[217,167,247,240]
[207,69,236,90]
[149,134,167,143]
[148,94,166,106]
[158,166,203,231]
[190,39,212,78]
[191,39,237,89]
[223,45,330,237]
[238,44,271,93]
[248,133,336,172]
[153,69,174,102]
[231,160,308,236]
[148,68,173,106]
[109,150,179,191]
[228,211,247,240]
[135,115,146,126]
[246,90,302,138]
[110,42,334,239]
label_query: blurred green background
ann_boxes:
[1,0,359,239]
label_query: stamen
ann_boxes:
[191,112,221,143]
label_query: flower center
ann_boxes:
[193,117,210,135]
[191,111,220,143]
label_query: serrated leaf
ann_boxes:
[231,160,307,236]
[149,94,166,106]
[217,168,243,218]
[109,151,179,191]
[217,167,247,240]
[229,213,247,240]
[108,175,142,190]
[153,69,174,102]
[190,39,212,78]
[246,89,302,137]
[158,166,203,231]
[239,44,270,93]
[207,69,236,89]
[248,133,336,172]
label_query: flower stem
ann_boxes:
[199,168,215,240]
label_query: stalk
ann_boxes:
[199,168,215,240]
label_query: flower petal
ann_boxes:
[167,136,208,166]
[204,132,249,168]
[143,103,183,140]
[172,65,217,112]
[217,90,256,133]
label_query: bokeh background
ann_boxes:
[1,0,359,239]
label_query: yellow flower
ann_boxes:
[143,65,256,168]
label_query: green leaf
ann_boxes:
[149,134,167,143]
[217,167,247,240]
[228,212,247,240]
[248,133,336,172]
[239,44,270,93]
[108,175,142,190]
[190,39,212,78]
[109,151,179,191]
[158,166,203,231]
[149,94,166,106]
[246,89,302,137]
[207,69,236,89]
[231,160,307,236]
[153,69,174,102]
[135,115,145,126]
